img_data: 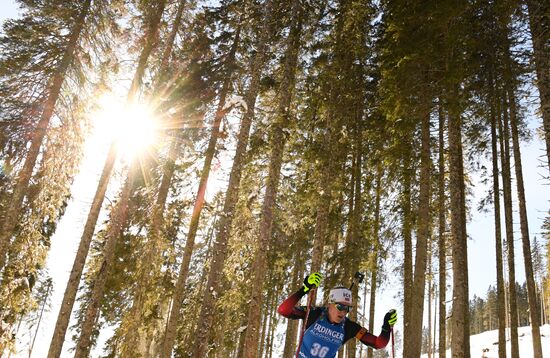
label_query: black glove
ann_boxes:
[302,272,322,293]
[382,309,397,331]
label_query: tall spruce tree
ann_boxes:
[47,2,168,356]
[0,0,93,271]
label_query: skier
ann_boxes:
[277,272,397,358]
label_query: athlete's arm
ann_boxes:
[277,288,307,319]
[344,320,390,349]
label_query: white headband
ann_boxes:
[329,287,352,305]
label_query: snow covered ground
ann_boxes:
[421,324,550,358]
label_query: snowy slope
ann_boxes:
[421,324,550,358]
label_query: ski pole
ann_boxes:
[391,327,395,358]
[295,287,315,358]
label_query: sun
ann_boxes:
[91,94,160,162]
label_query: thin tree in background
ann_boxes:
[242,0,304,355]
[489,68,507,357]
[410,104,432,358]
[447,86,470,358]
[190,1,275,355]
[74,171,135,357]
[505,51,543,357]
[366,163,382,358]
[442,2,471,355]
[524,0,550,172]
[112,1,195,353]
[498,90,520,358]
[160,20,242,358]
[437,102,447,358]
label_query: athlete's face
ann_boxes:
[327,302,351,324]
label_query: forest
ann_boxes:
[0,0,548,357]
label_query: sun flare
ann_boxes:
[92,94,160,162]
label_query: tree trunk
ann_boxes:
[366,163,381,358]
[282,253,305,358]
[489,74,507,358]
[410,107,432,358]
[160,26,241,358]
[117,136,179,356]
[158,0,187,78]
[74,171,135,358]
[507,82,543,357]
[310,119,335,288]
[498,93,520,358]
[0,0,92,271]
[127,0,167,103]
[433,283,437,356]
[447,86,469,358]
[258,290,270,356]
[47,3,166,354]
[190,3,274,355]
[117,1,189,351]
[428,251,433,358]
[366,267,377,358]
[525,0,550,172]
[29,279,52,358]
[402,139,414,358]
[437,102,447,358]
[242,1,303,355]
[346,116,364,358]
[47,142,118,358]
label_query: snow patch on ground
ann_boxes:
[421,324,550,358]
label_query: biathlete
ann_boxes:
[277,272,397,358]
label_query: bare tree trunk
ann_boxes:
[266,293,277,358]
[366,163,381,358]
[47,3,166,355]
[310,119,334,288]
[507,82,543,357]
[489,73,507,358]
[117,136,179,355]
[117,1,190,351]
[258,291,270,356]
[433,283,437,356]
[498,94,520,358]
[29,279,52,358]
[410,106,432,358]
[75,171,135,358]
[525,0,550,172]
[0,0,92,271]
[447,86,469,358]
[47,142,117,358]
[282,254,304,358]
[344,108,363,358]
[428,251,433,358]
[359,276,368,358]
[160,25,241,358]
[190,3,274,355]
[242,2,303,354]
[402,139,414,358]
[366,267,377,358]
[437,102,447,358]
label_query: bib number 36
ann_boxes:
[310,343,329,357]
